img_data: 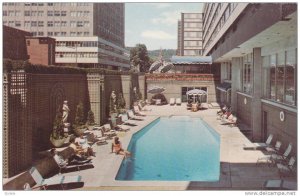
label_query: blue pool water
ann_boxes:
[116,116,220,181]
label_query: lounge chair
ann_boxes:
[169,98,175,105]
[243,134,273,150]
[220,114,237,127]
[264,179,297,190]
[133,105,146,116]
[29,167,82,190]
[138,102,151,111]
[270,143,293,163]
[102,124,117,138]
[175,98,181,105]
[84,128,108,145]
[256,143,292,165]
[277,156,296,177]
[127,110,144,121]
[53,153,92,174]
[265,140,282,154]
[119,113,137,126]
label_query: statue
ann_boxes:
[62,100,70,123]
[109,91,117,114]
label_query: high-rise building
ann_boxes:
[177,13,203,56]
[3,2,129,69]
[202,3,297,146]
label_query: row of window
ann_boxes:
[184,31,202,38]
[183,49,202,56]
[203,3,238,50]
[55,52,129,64]
[262,49,297,106]
[56,41,125,56]
[28,31,91,36]
[184,41,202,47]
[3,3,90,6]
[3,10,90,17]
[184,22,202,29]
[183,13,203,20]
[4,20,90,28]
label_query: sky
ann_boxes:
[125,3,203,51]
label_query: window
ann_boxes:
[38,3,44,6]
[70,11,76,17]
[38,32,44,36]
[84,32,90,36]
[48,32,53,36]
[61,11,67,16]
[47,21,53,27]
[83,11,89,17]
[38,11,43,16]
[54,32,60,36]
[70,32,77,36]
[24,11,30,16]
[15,21,21,27]
[15,11,21,16]
[77,21,83,27]
[54,21,60,27]
[61,21,67,27]
[70,21,76,27]
[38,21,44,27]
[3,11,7,16]
[31,11,37,16]
[48,3,53,6]
[31,21,37,27]
[24,21,30,27]
[47,11,53,16]
[242,53,253,94]
[54,11,60,16]
[262,49,296,106]
[83,21,90,27]
[61,32,67,36]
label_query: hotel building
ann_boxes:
[177,12,203,56]
[2,2,130,69]
[202,3,297,148]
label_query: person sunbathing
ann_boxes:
[111,136,131,158]
[75,133,95,158]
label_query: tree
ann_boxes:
[130,44,151,73]
[51,106,65,139]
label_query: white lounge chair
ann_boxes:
[127,110,144,121]
[257,143,293,165]
[175,98,181,105]
[264,179,297,190]
[169,98,175,105]
[265,140,282,154]
[119,113,137,126]
[29,167,82,190]
[277,156,296,177]
[138,102,151,111]
[156,99,161,105]
[243,134,273,150]
[133,105,146,116]
[102,124,117,138]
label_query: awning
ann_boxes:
[217,82,231,92]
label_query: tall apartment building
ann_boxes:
[3,2,130,69]
[202,3,297,151]
[177,12,203,56]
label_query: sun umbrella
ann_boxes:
[186,89,207,103]
[149,60,163,73]
[147,86,165,94]
[160,62,174,73]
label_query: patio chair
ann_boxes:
[243,134,273,150]
[176,98,181,105]
[29,167,82,190]
[127,110,144,121]
[138,102,151,111]
[133,105,146,116]
[84,128,107,145]
[169,98,175,105]
[119,113,137,126]
[265,140,282,154]
[277,156,296,177]
[101,124,117,138]
[53,153,92,174]
[220,114,237,127]
[270,143,293,163]
[264,179,297,190]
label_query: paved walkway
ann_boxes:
[60,104,294,190]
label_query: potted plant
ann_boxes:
[50,106,67,147]
[73,102,87,136]
[86,110,95,131]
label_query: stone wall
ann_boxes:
[3,72,89,178]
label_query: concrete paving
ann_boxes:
[59,104,295,190]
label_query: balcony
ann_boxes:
[146,73,220,81]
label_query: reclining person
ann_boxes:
[75,133,95,158]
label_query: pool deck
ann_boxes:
[48,104,296,190]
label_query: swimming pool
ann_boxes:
[116,116,220,181]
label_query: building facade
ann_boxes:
[177,13,203,56]
[3,2,130,69]
[202,3,297,152]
